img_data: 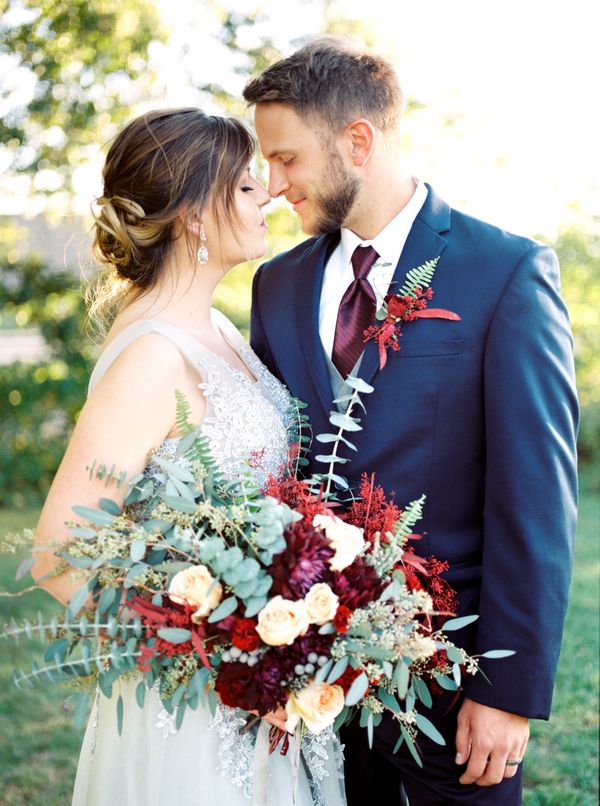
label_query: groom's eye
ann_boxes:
[282,158,294,167]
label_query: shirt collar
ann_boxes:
[339,179,428,270]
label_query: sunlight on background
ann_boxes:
[142,0,600,237]
[1,0,599,238]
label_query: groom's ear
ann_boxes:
[344,119,376,168]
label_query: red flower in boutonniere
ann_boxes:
[363,256,461,369]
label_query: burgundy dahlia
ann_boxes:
[333,557,385,609]
[269,520,335,598]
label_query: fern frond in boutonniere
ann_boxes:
[363,257,461,369]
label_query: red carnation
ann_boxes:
[231,618,261,652]
[333,604,353,633]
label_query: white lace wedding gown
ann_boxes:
[72,311,346,806]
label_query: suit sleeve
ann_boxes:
[463,244,579,719]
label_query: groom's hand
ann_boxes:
[455,698,529,786]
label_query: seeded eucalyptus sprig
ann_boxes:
[312,375,375,497]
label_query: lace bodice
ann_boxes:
[88,311,292,487]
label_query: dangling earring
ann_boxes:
[197,225,209,264]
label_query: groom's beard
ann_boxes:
[312,150,359,236]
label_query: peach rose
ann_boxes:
[285,681,345,734]
[304,583,339,626]
[312,513,365,571]
[255,595,310,646]
[168,565,222,623]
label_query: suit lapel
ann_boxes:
[296,232,340,417]
[358,185,452,387]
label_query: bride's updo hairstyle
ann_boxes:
[89,108,254,326]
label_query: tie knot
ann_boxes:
[351,245,379,280]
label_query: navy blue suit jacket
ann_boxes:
[250,186,579,720]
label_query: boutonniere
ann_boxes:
[364,257,461,369]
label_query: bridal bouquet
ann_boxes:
[3,381,511,764]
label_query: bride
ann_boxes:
[31,108,346,806]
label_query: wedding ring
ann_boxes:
[505,759,522,767]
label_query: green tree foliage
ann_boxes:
[0,0,163,187]
[549,224,600,469]
[0,0,165,506]
[0,248,95,507]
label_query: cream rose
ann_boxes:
[285,681,345,734]
[255,595,310,646]
[304,583,339,626]
[168,565,223,622]
[312,513,365,572]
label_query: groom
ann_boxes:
[244,36,578,804]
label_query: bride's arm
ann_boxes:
[31,334,192,606]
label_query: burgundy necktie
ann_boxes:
[332,245,379,377]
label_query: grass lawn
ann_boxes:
[0,483,598,805]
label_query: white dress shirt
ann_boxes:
[319,179,428,358]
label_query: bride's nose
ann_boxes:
[257,184,271,207]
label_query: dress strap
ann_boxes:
[210,307,247,352]
[87,319,213,396]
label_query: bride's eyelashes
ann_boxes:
[240,185,254,192]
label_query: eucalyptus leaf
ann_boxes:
[479,649,515,659]
[444,644,465,664]
[413,676,433,708]
[434,674,458,691]
[442,614,479,632]
[395,662,409,698]
[135,680,146,709]
[328,413,362,432]
[345,376,374,394]
[401,725,423,767]
[72,506,115,527]
[161,495,197,514]
[244,595,267,618]
[130,538,146,563]
[322,472,349,490]
[378,687,401,713]
[68,526,98,539]
[315,659,334,684]
[116,694,124,736]
[415,713,445,745]
[152,457,196,483]
[99,497,121,516]
[327,656,349,684]
[207,596,238,623]
[74,692,90,729]
[156,628,192,644]
[15,555,35,581]
[67,580,92,618]
[315,433,357,451]
[344,672,369,706]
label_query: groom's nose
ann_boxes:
[267,165,290,199]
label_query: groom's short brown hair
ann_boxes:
[243,35,404,133]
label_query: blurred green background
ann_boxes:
[1,1,598,804]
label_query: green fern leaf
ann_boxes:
[174,389,194,435]
[398,258,440,298]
